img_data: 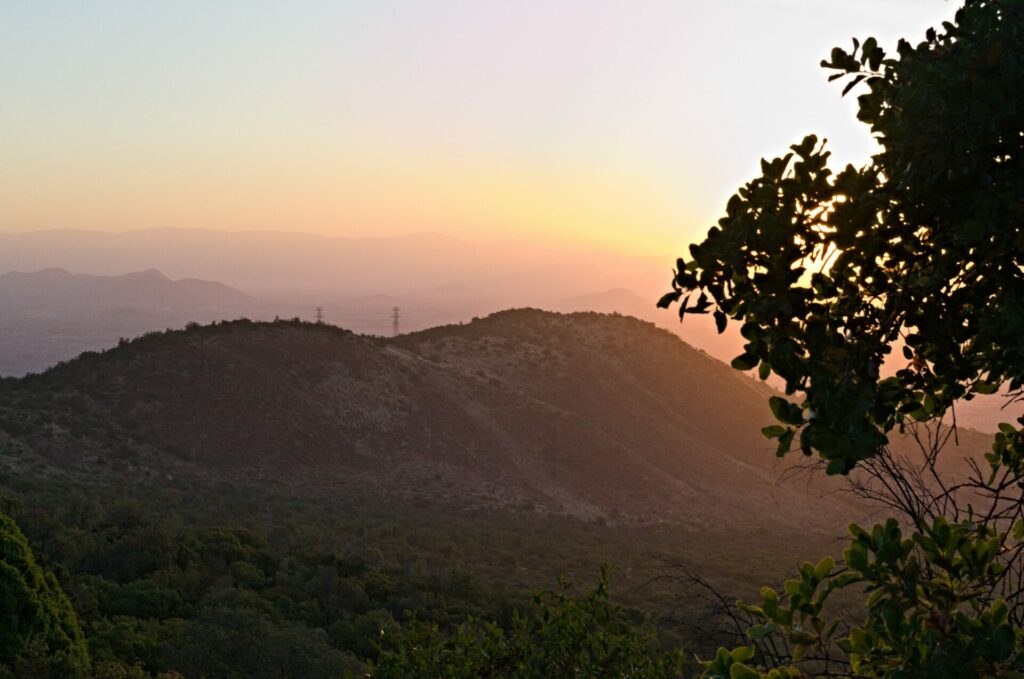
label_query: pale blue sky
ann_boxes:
[0,1,958,253]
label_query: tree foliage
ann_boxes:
[703,515,1024,678]
[659,1,1024,676]
[0,507,90,678]
[660,0,1024,474]
[373,567,683,678]
[0,477,712,678]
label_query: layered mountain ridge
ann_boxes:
[0,267,254,311]
[0,309,856,533]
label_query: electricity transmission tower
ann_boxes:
[392,306,400,337]
[314,306,324,324]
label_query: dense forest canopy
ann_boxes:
[0,311,830,677]
[0,506,89,678]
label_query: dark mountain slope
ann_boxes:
[394,311,797,520]
[398,309,778,470]
[0,310,853,532]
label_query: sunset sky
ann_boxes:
[2,1,956,255]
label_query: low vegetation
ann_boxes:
[0,475,802,677]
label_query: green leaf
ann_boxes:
[769,396,788,420]
[656,291,682,309]
[975,381,999,395]
[841,74,866,97]
[769,397,802,425]
[825,458,847,475]
[845,543,869,572]
[831,573,860,588]
[730,663,761,679]
[776,429,795,457]
[789,630,816,646]
[814,556,835,581]
[761,588,778,618]
[731,353,759,371]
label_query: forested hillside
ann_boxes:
[0,311,991,676]
[0,310,853,530]
[0,310,858,676]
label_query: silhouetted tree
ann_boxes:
[661,1,1024,675]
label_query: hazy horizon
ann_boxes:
[0,225,750,376]
[0,0,962,374]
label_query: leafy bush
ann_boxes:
[373,567,683,678]
[0,509,90,677]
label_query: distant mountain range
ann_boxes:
[0,228,755,374]
[0,267,255,312]
[0,254,1010,433]
[0,309,857,533]
[0,228,668,299]
[0,267,274,376]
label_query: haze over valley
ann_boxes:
[0,228,744,377]
[1,227,1007,435]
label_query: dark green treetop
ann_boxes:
[0,508,90,678]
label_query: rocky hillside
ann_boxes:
[0,310,858,533]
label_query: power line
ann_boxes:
[392,306,400,337]
[314,306,324,324]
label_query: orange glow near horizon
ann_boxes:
[0,2,958,257]
[0,132,705,256]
